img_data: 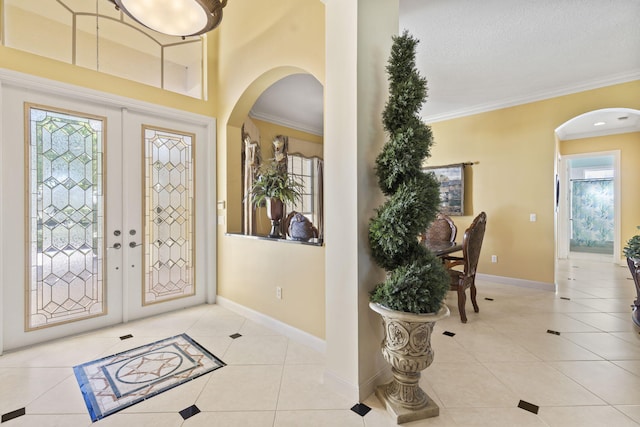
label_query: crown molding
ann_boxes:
[249,110,323,137]
[424,70,640,124]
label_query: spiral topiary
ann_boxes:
[369,31,449,314]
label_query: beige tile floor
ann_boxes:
[1,256,639,426]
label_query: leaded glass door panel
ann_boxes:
[143,126,195,305]
[119,111,205,322]
[26,105,108,330]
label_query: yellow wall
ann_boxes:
[430,80,640,284]
[214,0,326,339]
[560,132,640,254]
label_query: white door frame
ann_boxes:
[0,69,217,353]
[557,150,621,262]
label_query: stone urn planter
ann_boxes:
[369,302,450,424]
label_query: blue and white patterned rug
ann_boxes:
[73,333,225,422]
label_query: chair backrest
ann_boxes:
[461,212,487,277]
[422,213,457,242]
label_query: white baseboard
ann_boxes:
[476,273,556,291]
[215,296,326,354]
[322,369,360,402]
[361,366,392,400]
[322,365,391,403]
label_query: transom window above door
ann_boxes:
[3,0,206,99]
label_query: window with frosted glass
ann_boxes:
[26,105,105,330]
[143,127,195,305]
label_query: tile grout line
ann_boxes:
[271,337,290,427]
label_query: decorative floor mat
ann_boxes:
[73,333,224,422]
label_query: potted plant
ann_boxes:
[623,226,640,327]
[368,31,450,423]
[250,159,303,238]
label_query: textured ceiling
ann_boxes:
[401,0,640,122]
[251,0,640,138]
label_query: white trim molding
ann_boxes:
[0,68,213,125]
[215,296,326,354]
[249,110,324,137]
[476,273,555,292]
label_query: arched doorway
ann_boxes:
[555,108,640,268]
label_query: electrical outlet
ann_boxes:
[276,286,282,299]
[491,255,498,263]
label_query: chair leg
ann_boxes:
[470,281,479,313]
[457,287,467,323]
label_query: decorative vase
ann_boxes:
[266,198,284,238]
[288,212,315,241]
[627,257,640,327]
[369,302,450,424]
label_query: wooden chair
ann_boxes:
[445,212,487,323]
[420,213,457,243]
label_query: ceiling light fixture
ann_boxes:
[593,121,606,127]
[111,0,227,37]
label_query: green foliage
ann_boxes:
[368,31,449,314]
[624,226,640,259]
[249,159,303,207]
[370,249,450,314]
[369,176,441,270]
[375,121,433,195]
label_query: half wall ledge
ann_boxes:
[225,232,324,247]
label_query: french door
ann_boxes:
[1,78,213,351]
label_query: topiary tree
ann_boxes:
[369,31,449,314]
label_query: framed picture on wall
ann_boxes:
[423,164,465,216]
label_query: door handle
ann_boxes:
[129,242,142,248]
[108,243,122,250]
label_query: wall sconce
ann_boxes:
[111,0,227,37]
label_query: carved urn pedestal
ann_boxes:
[369,302,450,424]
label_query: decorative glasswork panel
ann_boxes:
[27,105,105,330]
[143,127,195,305]
[570,178,614,254]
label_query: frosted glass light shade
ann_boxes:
[114,0,226,36]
